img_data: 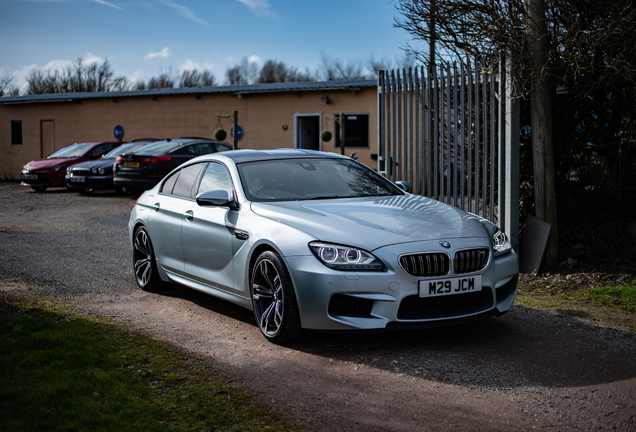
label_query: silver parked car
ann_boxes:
[129,149,519,343]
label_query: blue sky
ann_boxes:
[1,0,420,91]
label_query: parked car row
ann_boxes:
[21,138,232,194]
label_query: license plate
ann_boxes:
[124,162,140,168]
[72,176,85,182]
[23,174,37,180]
[419,275,482,298]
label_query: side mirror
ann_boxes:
[395,181,412,193]
[196,190,239,210]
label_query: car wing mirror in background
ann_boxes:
[395,181,412,193]
[196,190,239,210]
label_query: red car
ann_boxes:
[21,141,123,192]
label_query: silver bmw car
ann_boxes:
[129,149,519,343]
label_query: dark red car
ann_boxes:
[21,141,123,192]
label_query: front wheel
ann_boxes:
[133,226,164,292]
[251,251,305,344]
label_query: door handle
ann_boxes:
[184,210,194,222]
[152,203,160,211]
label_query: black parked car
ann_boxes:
[66,140,160,194]
[113,138,232,194]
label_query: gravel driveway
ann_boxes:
[1,182,635,431]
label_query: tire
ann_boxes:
[133,226,165,292]
[31,186,47,192]
[251,250,305,344]
[114,186,125,195]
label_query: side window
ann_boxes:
[90,144,111,157]
[197,162,234,197]
[172,145,197,156]
[172,164,204,198]
[161,170,180,195]
[214,143,232,153]
[192,142,213,155]
[11,120,22,145]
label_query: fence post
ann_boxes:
[505,55,521,251]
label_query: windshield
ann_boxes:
[129,140,181,155]
[102,142,153,159]
[237,158,404,202]
[48,143,94,158]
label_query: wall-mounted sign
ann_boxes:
[231,125,243,141]
[114,125,124,140]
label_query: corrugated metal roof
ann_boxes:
[0,79,376,105]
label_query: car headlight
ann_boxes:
[309,242,384,271]
[493,230,512,257]
[53,165,66,172]
[98,168,106,175]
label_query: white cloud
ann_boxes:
[157,0,209,26]
[247,55,262,65]
[128,69,146,85]
[235,0,278,20]
[145,47,170,60]
[42,59,74,71]
[92,0,123,10]
[11,64,39,91]
[178,59,215,74]
[83,52,105,64]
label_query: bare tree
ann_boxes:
[317,53,370,81]
[146,67,176,90]
[0,75,20,97]
[225,57,259,85]
[258,60,313,83]
[24,57,128,95]
[179,69,216,87]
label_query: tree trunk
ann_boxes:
[526,0,559,272]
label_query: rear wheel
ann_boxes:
[133,226,164,292]
[251,250,305,344]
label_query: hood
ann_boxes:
[24,157,79,170]
[68,158,115,170]
[250,194,490,251]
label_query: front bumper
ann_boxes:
[66,174,114,190]
[21,170,63,188]
[286,239,519,332]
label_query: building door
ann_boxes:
[40,120,55,157]
[295,114,321,151]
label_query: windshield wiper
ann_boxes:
[305,194,339,200]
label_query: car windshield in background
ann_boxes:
[130,140,181,154]
[102,142,153,159]
[48,143,94,158]
[237,158,404,202]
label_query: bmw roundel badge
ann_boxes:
[439,241,451,248]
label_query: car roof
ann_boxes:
[221,149,348,164]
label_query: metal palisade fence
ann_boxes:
[377,56,520,248]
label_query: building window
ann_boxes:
[11,120,23,145]
[335,114,369,148]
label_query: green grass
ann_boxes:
[516,278,636,333]
[0,301,297,432]
[576,285,636,311]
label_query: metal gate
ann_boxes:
[377,56,520,247]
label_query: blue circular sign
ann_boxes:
[231,125,243,141]
[114,125,124,140]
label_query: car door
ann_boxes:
[181,162,237,293]
[148,163,204,273]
